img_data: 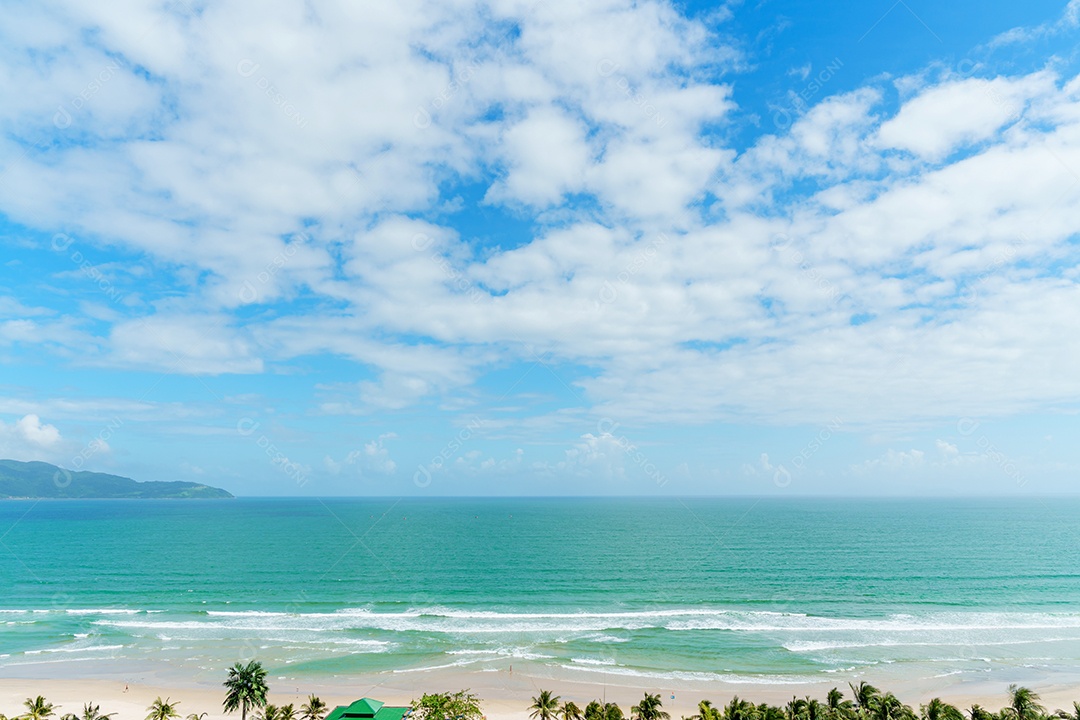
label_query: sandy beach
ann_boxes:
[3,668,1080,720]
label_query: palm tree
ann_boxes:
[585,703,605,720]
[1005,687,1044,720]
[186,714,208,720]
[81,705,115,720]
[606,705,625,720]
[23,698,57,720]
[531,692,562,720]
[758,705,785,720]
[725,698,756,720]
[968,706,995,720]
[694,701,721,720]
[147,698,181,720]
[922,700,963,720]
[850,686,880,717]
[828,690,854,720]
[1053,703,1080,720]
[280,706,296,720]
[258,706,280,720]
[223,660,270,720]
[301,697,327,720]
[560,702,583,720]
[632,694,670,720]
[804,700,826,720]
[868,695,911,720]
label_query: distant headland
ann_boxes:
[0,459,233,499]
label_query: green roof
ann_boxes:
[325,699,408,720]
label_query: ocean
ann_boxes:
[2,497,1080,691]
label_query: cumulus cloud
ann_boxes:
[0,414,64,462]
[324,433,398,477]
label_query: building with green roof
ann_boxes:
[325,698,409,720]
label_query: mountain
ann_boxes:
[0,459,233,499]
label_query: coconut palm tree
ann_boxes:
[693,701,721,720]
[531,692,561,720]
[922,700,963,720]
[605,706,625,720]
[23,698,57,720]
[187,714,208,720]
[1005,687,1044,720]
[1053,703,1080,720]
[81,705,115,720]
[301,697,327,720]
[147,698,181,720]
[632,694,669,720]
[868,695,912,720]
[560,702,583,720]
[257,706,280,720]
[279,706,296,720]
[850,686,880,718]
[758,705,785,720]
[725,697,756,720]
[223,660,270,720]
[786,699,807,720]
[968,706,995,720]
[804,699,826,720]
[828,690,854,720]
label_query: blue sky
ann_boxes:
[2,0,1080,496]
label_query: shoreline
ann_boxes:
[4,666,1080,720]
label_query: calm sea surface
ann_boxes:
[2,497,1079,688]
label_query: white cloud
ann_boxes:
[0,414,64,462]
[875,75,1047,160]
[324,433,398,477]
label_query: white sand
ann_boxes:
[2,667,1080,720]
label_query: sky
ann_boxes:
[1,0,1080,497]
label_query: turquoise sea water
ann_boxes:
[2,497,1080,689]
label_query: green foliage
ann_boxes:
[279,705,296,720]
[409,690,483,720]
[692,700,721,720]
[560,702,583,720]
[223,660,270,720]
[1006,686,1045,720]
[920,699,963,720]
[606,705,624,720]
[301,696,327,720]
[850,684,881,713]
[631,694,670,720]
[530,692,561,720]
[147,697,181,720]
[81,704,115,720]
[258,706,280,720]
[22,697,56,720]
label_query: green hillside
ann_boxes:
[0,459,233,499]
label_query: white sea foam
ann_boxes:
[569,657,617,666]
[556,663,817,685]
[94,608,1080,639]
